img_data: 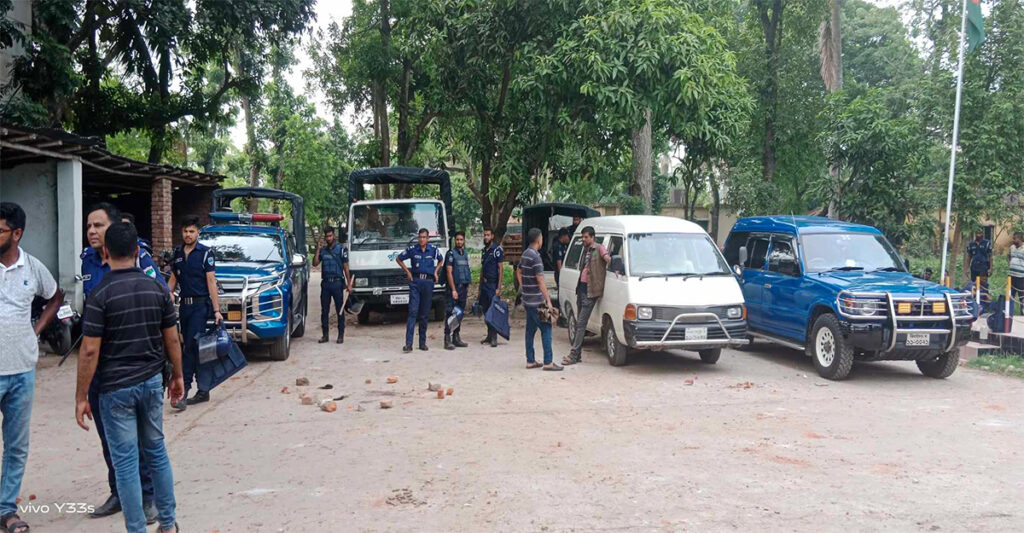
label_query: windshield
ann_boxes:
[627,233,730,277]
[199,232,284,264]
[351,203,446,250]
[800,233,905,273]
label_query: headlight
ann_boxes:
[637,306,653,320]
[355,277,369,288]
[727,306,743,319]
[841,297,879,316]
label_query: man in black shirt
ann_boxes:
[76,222,184,533]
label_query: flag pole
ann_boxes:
[939,0,970,287]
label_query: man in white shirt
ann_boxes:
[0,202,63,533]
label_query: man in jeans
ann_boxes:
[76,222,184,533]
[967,230,993,299]
[0,202,62,533]
[519,228,561,371]
[563,226,610,365]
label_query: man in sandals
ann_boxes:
[0,202,64,533]
[520,228,561,371]
[563,226,610,365]
[76,222,183,533]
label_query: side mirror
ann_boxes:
[738,246,748,268]
[291,253,307,268]
[732,264,743,276]
[609,256,625,276]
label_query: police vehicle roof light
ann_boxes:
[209,212,285,223]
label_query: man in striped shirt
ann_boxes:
[75,222,184,533]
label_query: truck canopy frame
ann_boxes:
[348,167,455,238]
[212,187,306,253]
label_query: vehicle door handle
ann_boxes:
[765,283,772,289]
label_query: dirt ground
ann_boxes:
[22,272,1024,532]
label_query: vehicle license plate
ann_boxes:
[905,333,930,346]
[390,294,410,305]
[227,310,243,321]
[685,327,708,341]
[57,304,73,320]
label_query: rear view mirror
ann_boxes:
[732,264,743,276]
[609,256,625,276]
[291,253,307,268]
[738,246,748,268]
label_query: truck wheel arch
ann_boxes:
[805,304,835,356]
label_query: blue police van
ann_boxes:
[200,188,309,360]
[723,216,973,380]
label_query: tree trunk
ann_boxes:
[239,88,262,212]
[757,0,784,184]
[710,167,722,243]
[821,0,843,218]
[630,108,653,214]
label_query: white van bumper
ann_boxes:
[623,312,747,349]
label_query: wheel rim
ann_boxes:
[568,312,577,344]
[606,328,615,360]
[815,327,835,367]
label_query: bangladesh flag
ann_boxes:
[967,0,985,53]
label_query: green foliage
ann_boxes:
[817,87,924,244]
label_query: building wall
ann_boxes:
[1,161,59,270]
[1,160,83,308]
[0,1,30,87]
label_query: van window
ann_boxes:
[565,236,584,270]
[745,236,770,270]
[768,237,800,276]
[723,231,749,266]
[606,236,623,257]
[627,232,730,277]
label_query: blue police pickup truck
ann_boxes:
[200,188,309,361]
[723,216,973,380]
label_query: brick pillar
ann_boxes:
[151,177,173,253]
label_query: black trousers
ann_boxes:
[321,279,346,337]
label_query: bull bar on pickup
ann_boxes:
[836,290,973,353]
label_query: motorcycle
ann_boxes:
[32,295,80,357]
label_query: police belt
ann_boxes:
[179,296,210,305]
[481,276,499,284]
[414,274,434,280]
[322,275,345,283]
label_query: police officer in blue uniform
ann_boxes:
[396,228,444,352]
[443,231,471,350]
[167,215,222,408]
[82,202,163,523]
[313,226,350,344]
[479,227,505,347]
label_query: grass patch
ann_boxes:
[967,354,1024,379]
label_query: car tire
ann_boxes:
[566,308,578,345]
[357,305,372,325]
[268,313,291,361]
[291,294,307,338]
[916,350,959,379]
[603,320,628,367]
[698,348,721,364]
[809,313,854,380]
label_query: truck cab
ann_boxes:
[202,188,309,361]
[347,168,454,324]
[724,216,973,380]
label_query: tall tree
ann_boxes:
[3,0,314,163]
[819,0,843,217]
[549,0,750,214]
